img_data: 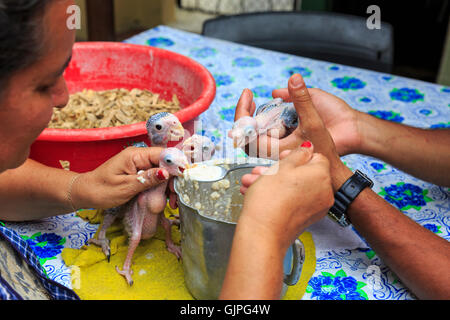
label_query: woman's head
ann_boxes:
[0,0,75,172]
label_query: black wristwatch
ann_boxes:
[328,170,374,227]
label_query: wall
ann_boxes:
[74,0,88,41]
[437,21,450,86]
[301,0,331,11]
[74,0,175,41]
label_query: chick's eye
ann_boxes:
[202,146,210,152]
[164,157,173,164]
[155,124,163,131]
[245,127,255,136]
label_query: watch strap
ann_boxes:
[328,170,373,227]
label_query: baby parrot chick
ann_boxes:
[228,98,299,149]
[89,112,187,286]
[89,148,189,286]
[182,134,216,163]
[146,112,185,147]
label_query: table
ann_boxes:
[5,26,449,300]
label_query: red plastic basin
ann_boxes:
[29,42,216,173]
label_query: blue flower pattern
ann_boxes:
[218,106,236,122]
[331,77,366,91]
[368,110,404,123]
[419,109,431,116]
[283,66,312,78]
[379,182,433,211]
[233,57,263,68]
[423,223,441,234]
[370,162,386,172]
[430,122,450,129]
[307,270,368,300]
[190,47,217,58]
[390,88,424,103]
[213,74,234,87]
[147,37,174,48]
[23,232,65,263]
[251,85,274,98]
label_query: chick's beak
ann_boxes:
[177,159,189,175]
[230,131,240,149]
[233,134,247,149]
[169,124,185,141]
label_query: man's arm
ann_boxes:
[334,163,450,300]
[284,74,450,299]
[233,74,450,299]
[356,112,450,187]
[271,87,450,187]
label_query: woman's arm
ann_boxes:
[0,147,168,222]
[220,219,286,300]
[0,158,79,221]
[220,146,334,299]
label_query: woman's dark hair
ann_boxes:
[0,0,52,90]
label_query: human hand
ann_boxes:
[239,143,334,252]
[273,86,362,156]
[72,147,169,210]
[233,79,362,157]
[283,74,354,190]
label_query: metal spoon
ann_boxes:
[187,162,273,183]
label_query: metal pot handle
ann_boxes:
[283,239,305,286]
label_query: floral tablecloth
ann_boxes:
[5,26,449,300]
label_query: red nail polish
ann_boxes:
[301,141,312,148]
[157,169,167,180]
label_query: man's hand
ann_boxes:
[272,87,362,156]
[234,81,362,157]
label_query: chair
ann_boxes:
[202,11,394,73]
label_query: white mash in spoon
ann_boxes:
[183,164,224,182]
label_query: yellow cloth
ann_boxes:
[63,206,316,300]
[284,231,316,300]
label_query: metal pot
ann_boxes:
[174,158,305,300]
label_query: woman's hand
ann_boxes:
[221,144,334,299]
[72,146,170,210]
[239,143,334,252]
[234,79,363,157]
